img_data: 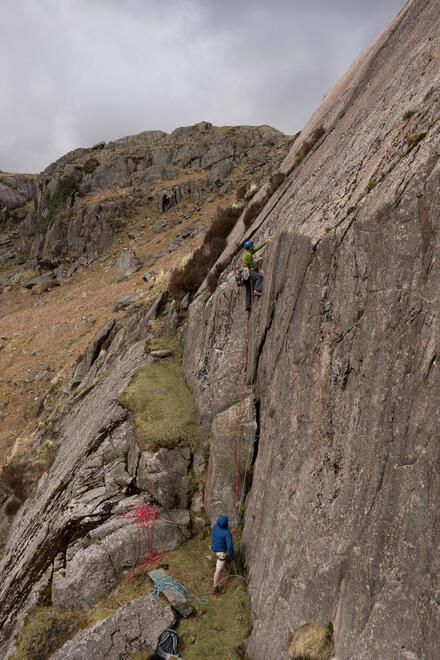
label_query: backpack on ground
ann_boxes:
[151,628,181,659]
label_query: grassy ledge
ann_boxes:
[119,340,198,451]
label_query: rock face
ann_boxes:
[206,397,257,523]
[183,1,440,658]
[50,596,175,660]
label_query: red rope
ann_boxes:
[116,501,172,582]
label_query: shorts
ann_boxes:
[215,551,228,570]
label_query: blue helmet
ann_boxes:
[244,240,253,249]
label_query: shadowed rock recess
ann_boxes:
[0,1,439,658]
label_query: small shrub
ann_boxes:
[206,262,226,292]
[82,157,99,174]
[294,125,325,166]
[235,183,248,201]
[240,171,285,231]
[367,177,378,192]
[406,131,427,149]
[269,171,286,191]
[42,175,79,229]
[243,198,264,229]
[5,496,22,517]
[205,205,242,243]
[244,183,258,201]
[402,109,416,120]
[169,203,239,300]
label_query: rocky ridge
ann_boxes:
[0,122,291,280]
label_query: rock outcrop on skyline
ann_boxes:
[0,123,290,275]
[0,0,439,658]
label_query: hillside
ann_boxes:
[0,123,292,468]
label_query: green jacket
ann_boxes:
[242,241,267,269]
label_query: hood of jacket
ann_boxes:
[216,514,228,528]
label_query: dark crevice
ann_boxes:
[252,399,261,467]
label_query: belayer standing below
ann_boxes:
[211,514,234,593]
[241,238,271,314]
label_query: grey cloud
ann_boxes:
[1,0,405,173]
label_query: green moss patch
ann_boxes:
[289,622,334,660]
[120,354,197,451]
[10,606,88,660]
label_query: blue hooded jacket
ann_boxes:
[210,514,234,559]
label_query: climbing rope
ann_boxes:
[150,575,208,604]
[115,501,172,581]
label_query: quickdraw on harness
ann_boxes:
[235,265,250,286]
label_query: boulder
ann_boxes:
[165,301,180,338]
[153,218,169,233]
[50,596,175,660]
[149,568,193,617]
[136,447,190,509]
[168,237,184,252]
[144,289,168,323]
[52,545,116,609]
[115,248,141,282]
[140,254,157,267]
[178,226,194,239]
[150,350,173,359]
[0,183,26,210]
[22,273,59,292]
[70,319,115,388]
[141,270,155,283]
[112,292,141,312]
[158,187,183,213]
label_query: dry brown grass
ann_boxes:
[79,186,132,206]
[153,169,207,188]
[289,622,334,660]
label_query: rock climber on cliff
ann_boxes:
[211,514,234,593]
[241,237,271,314]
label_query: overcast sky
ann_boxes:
[1,0,405,173]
